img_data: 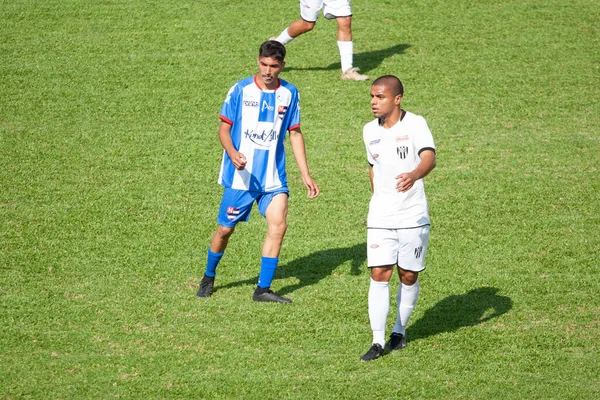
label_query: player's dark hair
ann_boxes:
[373,75,404,96]
[259,40,286,62]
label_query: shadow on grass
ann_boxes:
[216,243,366,295]
[407,287,513,342]
[285,44,410,73]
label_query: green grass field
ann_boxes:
[1,0,599,398]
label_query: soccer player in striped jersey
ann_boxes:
[197,41,319,303]
[360,75,436,361]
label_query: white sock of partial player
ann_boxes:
[393,280,420,335]
[337,41,354,72]
[274,28,294,45]
[368,278,389,347]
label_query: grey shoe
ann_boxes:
[360,343,385,361]
[387,332,407,351]
[253,287,292,303]
[197,274,215,298]
[341,67,369,81]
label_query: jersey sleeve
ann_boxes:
[287,89,301,131]
[219,83,239,125]
[414,116,436,155]
[363,124,376,165]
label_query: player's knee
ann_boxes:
[336,16,352,30]
[300,20,315,32]
[370,266,393,282]
[271,221,287,237]
[400,269,419,285]
[216,225,235,239]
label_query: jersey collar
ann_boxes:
[254,75,280,91]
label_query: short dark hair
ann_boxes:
[372,75,404,96]
[259,40,286,63]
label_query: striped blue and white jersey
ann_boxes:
[218,75,300,192]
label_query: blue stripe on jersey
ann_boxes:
[250,148,269,191]
[220,154,236,188]
[258,92,276,122]
[275,138,287,185]
[217,77,300,192]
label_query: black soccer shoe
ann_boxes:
[360,343,385,362]
[387,332,407,351]
[197,274,215,298]
[252,287,292,303]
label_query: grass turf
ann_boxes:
[1,0,599,398]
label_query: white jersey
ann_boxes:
[363,111,435,229]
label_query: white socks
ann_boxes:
[368,278,389,347]
[393,280,420,335]
[274,28,294,45]
[337,41,354,72]
[273,33,353,73]
[368,275,421,347]
[368,278,420,346]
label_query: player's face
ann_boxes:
[370,84,402,120]
[258,56,285,88]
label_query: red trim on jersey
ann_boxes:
[254,75,281,90]
[289,123,300,131]
[219,115,233,125]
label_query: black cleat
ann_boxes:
[197,274,215,298]
[387,332,407,351]
[360,343,385,362]
[252,287,292,303]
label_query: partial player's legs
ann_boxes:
[271,1,367,80]
[211,224,236,253]
[197,225,235,298]
[198,188,254,298]
[389,269,420,351]
[272,0,320,42]
[387,225,428,349]
[253,193,292,303]
[335,16,368,81]
[261,192,288,259]
[335,15,352,41]
[361,265,393,361]
[287,19,316,41]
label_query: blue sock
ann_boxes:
[205,249,224,277]
[257,257,278,289]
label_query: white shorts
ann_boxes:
[300,0,352,22]
[367,226,430,272]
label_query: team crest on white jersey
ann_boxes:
[397,146,408,159]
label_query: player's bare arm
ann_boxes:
[396,150,436,192]
[289,128,320,199]
[218,121,247,170]
[368,164,374,193]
